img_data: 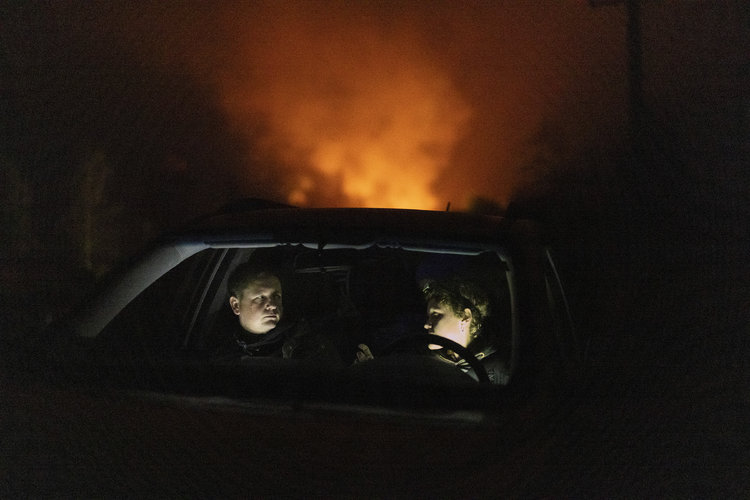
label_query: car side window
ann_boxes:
[543,248,582,370]
[97,249,218,357]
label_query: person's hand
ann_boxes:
[354,343,374,363]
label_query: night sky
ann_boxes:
[3,2,744,208]
[3,2,628,211]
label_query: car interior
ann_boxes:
[94,243,516,392]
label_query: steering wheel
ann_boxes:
[379,334,490,384]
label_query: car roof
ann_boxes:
[170,205,526,248]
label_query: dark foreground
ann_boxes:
[1,214,748,498]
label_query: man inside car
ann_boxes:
[210,261,341,363]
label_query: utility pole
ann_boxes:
[591,0,644,155]
[625,0,644,156]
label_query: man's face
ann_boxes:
[229,273,283,334]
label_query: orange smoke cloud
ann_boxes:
[217,6,471,209]
[107,2,627,211]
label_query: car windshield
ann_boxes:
[89,242,516,408]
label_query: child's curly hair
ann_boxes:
[421,277,490,335]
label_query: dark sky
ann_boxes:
[3,2,628,208]
[118,1,631,209]
[1,1,747,269]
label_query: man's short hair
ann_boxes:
[228,261,281,298]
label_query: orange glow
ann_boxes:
[275,67,471,209]
[94,2,630,212]
[217,8,471,209]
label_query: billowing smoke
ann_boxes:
[6,1,628,213]
[213,4,472,209]
[119,1,627,210]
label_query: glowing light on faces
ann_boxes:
[229,274,283,334]
[424,298,472,349]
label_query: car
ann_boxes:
[2,201,584,497]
